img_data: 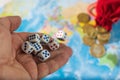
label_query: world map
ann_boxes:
[0,0,120,80]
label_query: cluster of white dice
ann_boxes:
[22,34,59,61]
[21,30,67,62]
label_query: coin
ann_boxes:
[90,44,105,58]
[83,35,96,46]
[96,26,107,33]
[98,40,109,45]
[83,24,88,33]
[83,24,97,38]
[97,32,111,41]
[77,13,91,23]
[88,31,98,39]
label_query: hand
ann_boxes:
[0,16,72,80]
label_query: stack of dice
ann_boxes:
[21,30,67,62]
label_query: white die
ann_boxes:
[40,34,50,44]
[55,30,67,41]
[48,39,59,50]
[21,41,34,54]
[32,42,43,55]
[28,34,40,42]
[37,49,51,61]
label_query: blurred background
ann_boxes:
[0,0,120,80]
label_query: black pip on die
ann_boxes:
[28,34,41,42]
[37,49,51,61]
[21,41,34,54]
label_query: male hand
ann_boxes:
[0,16,72,80]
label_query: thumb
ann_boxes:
[0,16,21,64]
[0,16,21,32]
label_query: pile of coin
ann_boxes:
[77,13,111,58]
[83,25,111,58]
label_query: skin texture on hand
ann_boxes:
[0,16,73,80]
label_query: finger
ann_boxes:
[34,43,67,64]
[38,39,66,60]
[0,18,15,62]
[0,16,21,32]
[48,43,66,59]
[38,46,72,78]
[7,16,21,32]
[0,17,10,29]
[16,51,38,80]
[15,32,39,79]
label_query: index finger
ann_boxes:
[37,46,73,78]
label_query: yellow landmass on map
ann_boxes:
[61,1,96,38]
[62,2,89,20]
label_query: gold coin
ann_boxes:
[97,32,111,41]
[83,24,97,38]
[83,35,96,46]
[96,26,107,33]
[90,44,105,58]
[77,13,90,23]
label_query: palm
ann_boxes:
[0,16,72,80]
